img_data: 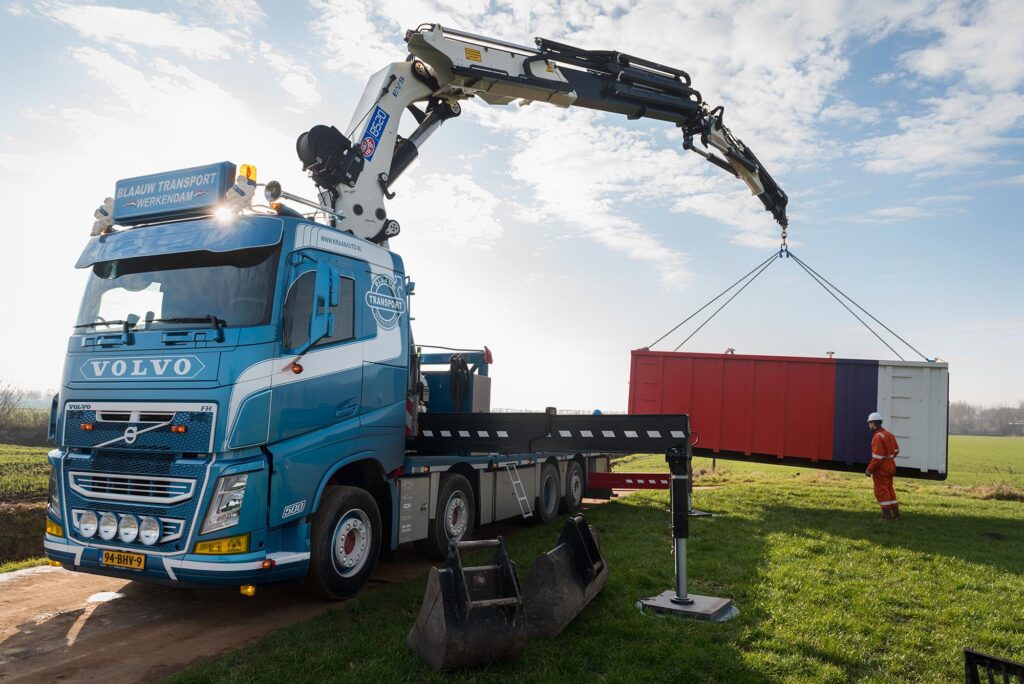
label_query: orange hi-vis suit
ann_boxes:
[866,427,899,512]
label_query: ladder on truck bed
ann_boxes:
[505,464,533,518]
[411,411,690,456]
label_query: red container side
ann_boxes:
[628,350,837,462]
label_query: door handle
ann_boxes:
[335,404,358,419]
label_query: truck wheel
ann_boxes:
[535,462,560,523]
[306,486,382,601]
[417,474,475,560]
[560,460,584,513]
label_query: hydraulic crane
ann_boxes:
[292,23,789,244]
[53,22,792,607]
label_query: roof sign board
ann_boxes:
[113,162,236,224]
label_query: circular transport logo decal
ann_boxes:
[365,274,405,330]
[360,137,376,158]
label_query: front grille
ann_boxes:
[69,472,195,504]
[64,408,214,452]
[64,450,210,553]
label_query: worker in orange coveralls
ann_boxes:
[865,412,900,519]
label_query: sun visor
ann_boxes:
[75,216,284,269]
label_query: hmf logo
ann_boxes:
[80,355,206,380]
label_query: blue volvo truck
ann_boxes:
[43,162,690,598]
[42,23,790,598]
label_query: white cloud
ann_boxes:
[468,103,698,287]
[855,91,1024,176]
[259,42,322,109]
[977,174,1024,187]
[820,98,883,124]
[389,172,506,247]
[41,3,237,59]
[856,0,1024,177]
[864,205,931,221]
[900,0,1024,92]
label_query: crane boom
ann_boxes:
[294,23,789,243]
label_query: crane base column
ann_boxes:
[637,446,737,622]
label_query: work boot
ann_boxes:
[892,504,901,519]
[880,508,892,520]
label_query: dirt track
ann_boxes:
[0,549,434,683]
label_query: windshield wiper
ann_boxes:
[73,319,137,330]
[148,315,226,341]
[149,315,227,328]
[73,319,136,345]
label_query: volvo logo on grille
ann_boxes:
[80,355,206,380]
[123,426,138,444]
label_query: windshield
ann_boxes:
[76,245,280,331]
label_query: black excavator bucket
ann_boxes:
[522,514,608,637]
[406,537,528,671]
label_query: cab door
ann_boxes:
[271,250,367,440]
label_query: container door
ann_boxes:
[877,362,949,476]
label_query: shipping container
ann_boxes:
[628,351,948,479]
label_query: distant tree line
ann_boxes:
[0,383,50,446]
[949,401,1024,436]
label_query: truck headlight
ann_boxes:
[118,514,139,543]
[79,510,98,538]
[98,512,118,540]
[139,517,161,546]
[48,467,61,519]
[201,474,248,534]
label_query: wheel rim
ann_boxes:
[543,471,558,512]
[444,491,469,541]
[331,509,371,577]
[570,468,583,505]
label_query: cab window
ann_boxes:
[282,273,355,350]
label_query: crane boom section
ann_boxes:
[299,23,789,243]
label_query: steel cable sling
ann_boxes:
[647,250,782,350]
[785,251,931,362]
[648,246,932,361]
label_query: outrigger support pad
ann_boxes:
[637,446,738,622]
[406,537,528,671]
[522,514,609,637]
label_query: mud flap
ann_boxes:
[522,514,608,637]
[406,537,527,671]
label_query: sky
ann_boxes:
[0,0,1021,411]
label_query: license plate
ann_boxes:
[100,550,146,571]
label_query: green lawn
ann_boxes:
[171,436,1024,683]
[0,443,50,502]
[0,444,49,570]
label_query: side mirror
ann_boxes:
[295,260,337,355]
[48,393,59,442]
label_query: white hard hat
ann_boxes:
[867,412,883,423]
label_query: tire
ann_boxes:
[417,473,475,560]
[560,460,584,514]
[305,486,382,601]
[534,462,560,523]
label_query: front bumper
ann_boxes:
[44,534,309,586]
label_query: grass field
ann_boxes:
[0,444,49,569]
[169,436,1024,683]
